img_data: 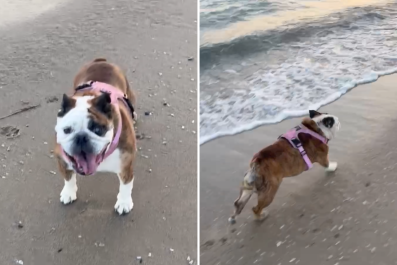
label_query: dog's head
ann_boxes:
[55,93,115,175]
[309,110,341,140]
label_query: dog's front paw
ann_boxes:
[60,185,77,205]
[326,162,338,172]
[114,198,133,215]
[253,209,269,222]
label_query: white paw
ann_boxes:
[114,198,133,215]
[60,185,77,204]
[326,162,338,172]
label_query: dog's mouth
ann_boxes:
[65,148,107,176]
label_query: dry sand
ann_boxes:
[200,74,397,264]
[0,0,68,28]
[0,0,197,264]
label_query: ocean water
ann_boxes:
[200,0,397,144]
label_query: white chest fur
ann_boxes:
[96,148,122,174]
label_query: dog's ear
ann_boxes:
[322,116,335,128]
[309,110,322,119]
[93,92,112,118]
[58,94,76,117]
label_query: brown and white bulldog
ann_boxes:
[54,58,137,215]
[229,110,341,223]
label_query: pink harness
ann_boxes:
[279,125,328,170]
[60,81,134,173]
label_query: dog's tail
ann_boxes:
[243,164,258,188]
[93,58,107,62]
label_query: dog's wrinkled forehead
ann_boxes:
[57,92,113,120]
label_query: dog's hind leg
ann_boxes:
[252,179,281,221]
[229,169,256,224]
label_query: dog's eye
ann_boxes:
[88,120,107,137]
[91,125,107,137]
[63,127,73,134]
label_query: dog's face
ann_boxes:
[55,93,115,175]
[309,110,341,140]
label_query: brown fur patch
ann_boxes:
[87,107,112,127]
[54,143,73,180]
[93,58,107,62]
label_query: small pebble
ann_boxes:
[163,141,167,145]
[170,248,174,252]
[158,73,162,76]
[170,113,175,117]
[228,217,236,224]
[17,221,23,228]
[148,169,152,173]
[49,171,56,175]
[144,111,152,116]
[181,126,185,130]
[137,256,143,263]
[148,253,152,257]
[188,57,194,61]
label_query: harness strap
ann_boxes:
[279,124,328,170]
[75,81,135,120]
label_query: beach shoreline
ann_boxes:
[200,74,397,264]
[200,69,397,145]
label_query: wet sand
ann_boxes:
[0,0,197,264]
[200,74,397,264]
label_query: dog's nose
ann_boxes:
[75,133,89,146]
[73,133,93,154]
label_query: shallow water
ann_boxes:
[200,0,397,144]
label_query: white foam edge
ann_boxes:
[200,68,397,145]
